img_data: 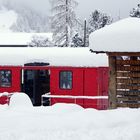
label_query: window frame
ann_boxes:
[59,71,73,90]
[0,70,12,88]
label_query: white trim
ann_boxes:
[42,94,108,99]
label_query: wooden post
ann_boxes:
[108,55,117,109]
[83,19,87,47]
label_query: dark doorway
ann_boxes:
[23,62,50,106]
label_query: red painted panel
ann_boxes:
[97,67,109,110]
[84,68,98,109]
[0,66,21,104]
[49,66,109,110]
[50,67,84,107]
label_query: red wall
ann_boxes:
[50,67,84,106]
[50,67,109,109]
[0,66,21,104]
[97,67,109,109]
[84,68,98,108]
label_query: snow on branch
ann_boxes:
[28,35,54,47]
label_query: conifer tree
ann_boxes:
[50,0,80,47]
[88,10,112,34]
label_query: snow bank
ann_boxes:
[0,101,140,140]
[0,47,108,67]
[45,103,84,114]
[0,32,53,45]
[89,17,140,52]
[9,92,33,109]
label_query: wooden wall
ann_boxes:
[108,53,140,109]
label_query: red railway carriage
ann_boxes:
[0,47,109,109]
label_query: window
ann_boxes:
[0,70,11,87]
[60,71,72,89]
[26,70,34,80]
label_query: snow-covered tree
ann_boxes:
[50,0,81,47]
[130,4,140,18]
[11,6,49,32]
[88,10,113,34]
[2,1,49,32]
[28,35,53,47]
[71,33,84,47]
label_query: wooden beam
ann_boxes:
[117,96,140,102]
[108,52,140,56]
[116,60,140,65]
[117,103,140,108]
[117,78,140,84]
[108,56,117,109]
[117,91,140,96]
[117,72,140,78]
[117,84,140,90]
[116,66,140,71]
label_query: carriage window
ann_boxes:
[27,70,34,80]
[60,71,72,89]
[0,70,11,87]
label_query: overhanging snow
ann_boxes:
[0,47,108,67]
[89,17,140,52]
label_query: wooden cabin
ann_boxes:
[90,17,140,109]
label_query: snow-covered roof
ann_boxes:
[89,17,140,52]
[0,47,108,67]
[0,33,53,45]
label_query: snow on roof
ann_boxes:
[0,47,108,67]
[0,33,53,45]
[89,17,140,52]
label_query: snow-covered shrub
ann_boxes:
[72,33,84,47]
[28,35,54,47]
[130,4,140,18]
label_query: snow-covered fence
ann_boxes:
[41,93,108,106]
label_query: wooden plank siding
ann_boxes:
[117,72,140,78]
[116,60,140,65]
[117,78,140,84]
[117,91,140,96]
[108,54,140,108]
[117,66,140,71]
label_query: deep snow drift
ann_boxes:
[0,93,140,140]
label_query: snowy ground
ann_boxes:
[0,93,140,140]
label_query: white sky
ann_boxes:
[0,0,140,20]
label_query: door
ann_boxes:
[23,63,50,106]
[23,69,50,106]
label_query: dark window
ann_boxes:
[60,71,72,89]
[26,70,34,80]
[0,70,11,87]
